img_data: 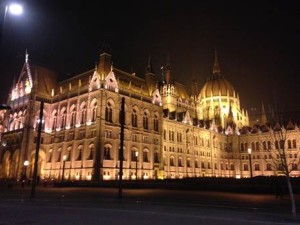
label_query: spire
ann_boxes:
[165,54,172,84]
[145,54,154,74]
[213,49,221,75]
[261,102,267,125]
[25,49,29,63]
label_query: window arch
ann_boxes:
[292,139,297,148]
[143,110,149,130]
[76,145,83,161]
[288,140,292,149]
[170,156,175,166]
[52,110,57,131]
[87,143,94,160]
[60,107,67,129]
[103,144,112,160]
[70,105,76,127]
[153,114,159,132]
[132,108,138,127]
[105,102,113,122]
[178,157,183,167]
[80,102,87,125]
[91,100,97,122]
[143,148,149,162]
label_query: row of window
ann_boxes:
[240,139,297,151]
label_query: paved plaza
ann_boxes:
[0,184,299,225]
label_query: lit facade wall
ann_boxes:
[0,51,299,182]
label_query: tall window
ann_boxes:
[263,141,267,150]
[154,115,159,132]
[104,146,111,160]
[170,157,174,166]
[132,109,137,127]
[91,102,97,122]
[81,104,87,124]
[154,152,159,163]
[52,112,57,130]
[61,110,66,128]
[143,149,149,162]
[70,107,76,127]
[131,149,138,161]
[143,111,149,130]
[76,146,82,161]
[266,163,272,171]
[105,102,113,122]
[87,144,94,160]
[288,140,292,149]
[178,157,183,167]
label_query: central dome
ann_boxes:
[199,74,236,99]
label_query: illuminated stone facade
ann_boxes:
[0,48,299,181]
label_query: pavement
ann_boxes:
[0,184,299,225]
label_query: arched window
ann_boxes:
[187,158,191,167]
[76,145,83,161]
[70,106,76,127]
[170,156,175,166]
[104,145,111,160]
[267,141,271,150]
[263,141,267,150]
[154,151,159,163]
[132,109,137,127]
[131,148,138,161]
[61,108,67,128]
[87,144,94,160]
[143,111,149,130]
[178,157,183,167]
[292,139,297,148]
[47,149,53,163]
[251,142,255,151]
[105,102,113,122]
[56,148,62,162]
[266,163,272,171]
[240,143,244,151]
[52,112,57,130]
[256,142,259,151]
[80,103,87,125]
[288,140,292,149]
[143,149,149,162]
[154,114,159,132]
[91,101,97,122]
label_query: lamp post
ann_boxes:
[62,155,67,182]
[135,150,138,183]
[248,147,253,178]
[23,160,29,177]
[1,3,23,51]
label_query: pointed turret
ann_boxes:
[261,102,267,125]
[145,54,154,74]
[98,40,112,77]
[213,49,221,75]
[145,54,156,95]
[165,54,172,84]
[191,79,199,97]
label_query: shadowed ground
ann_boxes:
[0,184,299,225]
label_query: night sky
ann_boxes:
[0,0,299,123]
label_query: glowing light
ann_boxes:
[8,3,23,15]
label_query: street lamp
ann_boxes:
[23,159,29,177]
[135,151,138,182]
[62,154,67,182]
[1,2,23,44]
[247,147,253,178]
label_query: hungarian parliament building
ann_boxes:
[0,46,299,182]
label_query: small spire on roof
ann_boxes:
[213,49,221,75]
[25,49,29,63]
